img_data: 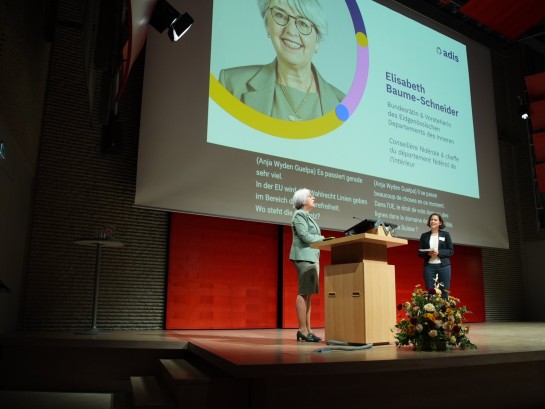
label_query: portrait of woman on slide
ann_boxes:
[218,0,346,122]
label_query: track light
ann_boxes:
[518,95,529,120]
[149,0,194,42]
[520,105,529,120]
[168,12,193,41]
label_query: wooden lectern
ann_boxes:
[311,228,407,344]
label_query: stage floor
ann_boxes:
[2,321,545,377]
[2,322,545,408]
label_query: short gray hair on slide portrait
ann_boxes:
[257,0,328,42]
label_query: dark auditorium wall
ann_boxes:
[0,0,50,334]
[20,1,170,330]
[7,0,169,331]
[1,0,545,332]
[486,45,545,321]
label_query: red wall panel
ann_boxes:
[167,215,485,329]
[536,163,545,192]
[525,72,545,102]
[532,132,545,162]
[166,213,279,329]
[529,99,545,131]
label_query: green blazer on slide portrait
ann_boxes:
[219,59,345,118]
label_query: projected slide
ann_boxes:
[208,0,477,198]
[135,0,508,249]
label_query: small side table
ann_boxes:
[74,238,124,334]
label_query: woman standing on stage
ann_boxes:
[418,213,454,298]
[289,188,324,342]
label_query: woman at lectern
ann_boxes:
[289,188,325,342]
[418,213,454,299]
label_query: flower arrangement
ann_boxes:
[393,283,477,351]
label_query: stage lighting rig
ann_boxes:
[149,0,194,42]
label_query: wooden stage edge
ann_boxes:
[2,321,545,378]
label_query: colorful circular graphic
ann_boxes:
[209,0,368,139]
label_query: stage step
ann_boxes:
[130,376,173,409]
[0,390,126,409]
[159,359,209,409]
[159,358,248,409]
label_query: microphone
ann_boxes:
[345,217,366,236]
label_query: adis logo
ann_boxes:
[436,46,459,62]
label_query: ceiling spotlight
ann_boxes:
[149,0,194,42]
[168,12,193,41]
[519,104,529,120]
[518,95,529,120]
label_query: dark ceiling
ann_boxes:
[393,0,545,67]
[391,0,545,211]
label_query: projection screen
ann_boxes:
[135,0,508,249]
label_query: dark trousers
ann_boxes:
[423,263,451,298]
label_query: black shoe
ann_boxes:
[297,331,320,342]
[308,332,322,342]
[297,331,309,341]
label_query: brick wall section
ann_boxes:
[21,1,168,330]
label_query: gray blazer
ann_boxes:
[219,59,345,117]
[289,209,324,262]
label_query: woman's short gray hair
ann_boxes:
[292,188,311,209]
[257,0,328,42]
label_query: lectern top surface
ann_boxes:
[310,232,408,251]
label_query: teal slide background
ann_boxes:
[207,0,478,198]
